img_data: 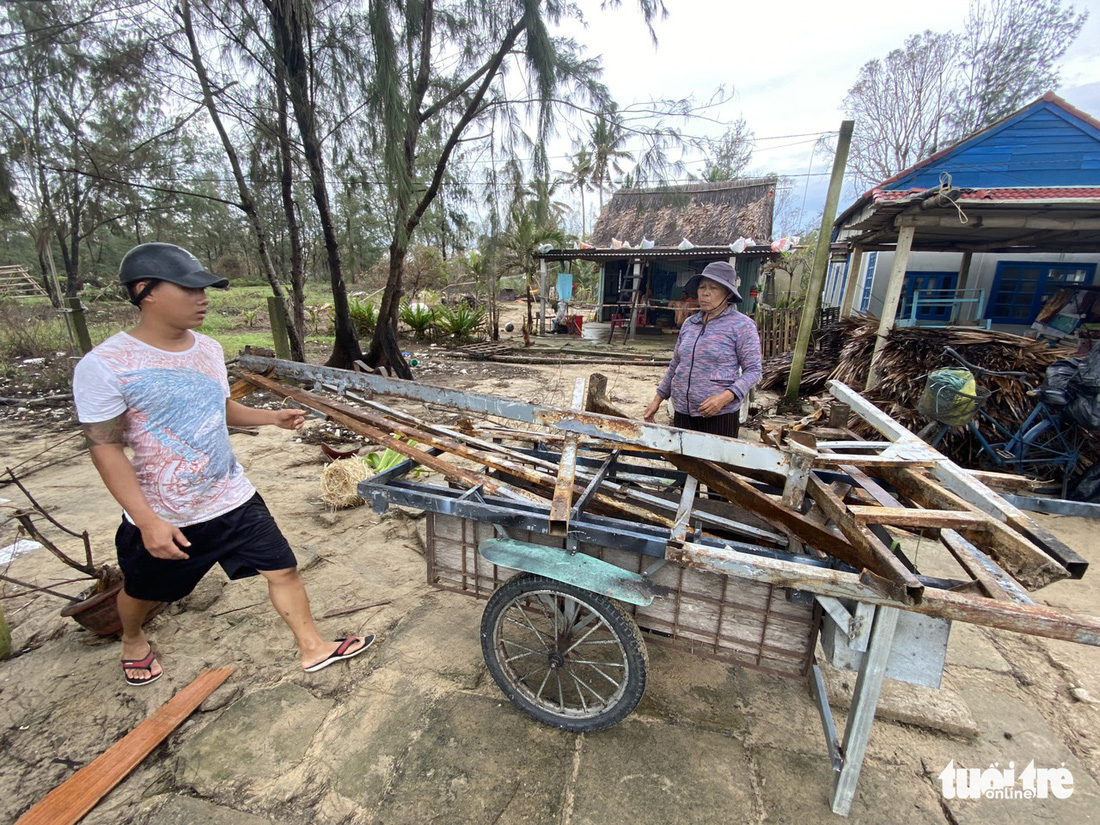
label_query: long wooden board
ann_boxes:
[16,667,235,825]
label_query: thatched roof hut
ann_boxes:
[590,178,777,247]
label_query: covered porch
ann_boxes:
[833,186,1100,386]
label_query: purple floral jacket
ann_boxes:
[656,306,762,417]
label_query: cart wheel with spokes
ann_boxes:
[480,573,649,732]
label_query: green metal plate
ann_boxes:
[478,538,655,607]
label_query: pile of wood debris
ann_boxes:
[231,354,1098,652]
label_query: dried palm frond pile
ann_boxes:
[829,318,1079,466]
[759,322,847,393]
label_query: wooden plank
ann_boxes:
[240,371,505,496]
[669,540,1100,646]
[828,379,1084,582]
[847,506,990,529]
[16,668,235,825]
[549,378,586,536]
[806,475,924,603]
[838,464,904,509]
[660,453,899,596]
[871,466,1068,591]
[939,529,1033,605]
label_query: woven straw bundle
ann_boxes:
[319,458,372,509]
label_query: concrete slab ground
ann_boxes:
[3,409,1099,825]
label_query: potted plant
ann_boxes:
[1,471,161,637]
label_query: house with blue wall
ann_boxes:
[828,93,1100,341]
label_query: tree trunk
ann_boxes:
[266,0,362,369]
[275,62,306,359]
[366,242,413,379]
[181,0,305,360]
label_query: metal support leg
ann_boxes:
[831,605,900,816]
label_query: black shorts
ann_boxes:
[116,492,298,603]
[673,410,740,438]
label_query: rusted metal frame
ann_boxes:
[668,540,1100,647]
[827,379,1086,580]
[571,450,619,519]
[237,354,793,477]
[806,474,924,604]
[549,378,586,536]
[870,465,1068,591]
[668,474,700,548]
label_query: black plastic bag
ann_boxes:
[1065,346,1100,431]
[1069,459,1100,503]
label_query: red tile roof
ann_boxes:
[872,187,1100,203]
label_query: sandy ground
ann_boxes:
[2,306,1099,824]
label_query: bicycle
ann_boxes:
[917,346,1086,496]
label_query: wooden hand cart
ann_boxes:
[237,354,1098,816]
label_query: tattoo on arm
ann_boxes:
[83,416,126,448]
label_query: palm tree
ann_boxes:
[588,105,634,212]
[566,146,593,241]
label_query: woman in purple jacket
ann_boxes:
[642,261,762,437]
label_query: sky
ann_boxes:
[550,0,1100,237]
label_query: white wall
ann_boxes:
[835,250,1100,326]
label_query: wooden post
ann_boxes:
[627,259,642,342]
[951,251,973,324]
[267,296,291,360]
[784,120,855,405]
[539,258,548,336]
[865,224,915,390]
[838,245,864,319]
[65,297,93,354]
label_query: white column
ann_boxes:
[866,225,915,390]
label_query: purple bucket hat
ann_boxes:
[684,261,743,302]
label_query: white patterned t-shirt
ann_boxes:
[72,331,256,526]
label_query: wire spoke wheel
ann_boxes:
[481,573,648,732]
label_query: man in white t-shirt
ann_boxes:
[73,243,373,685]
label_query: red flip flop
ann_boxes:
[303,635,375,673]
[121,646,162,686]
